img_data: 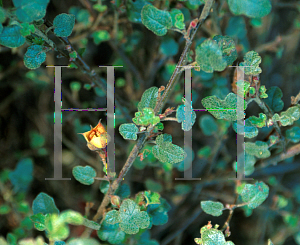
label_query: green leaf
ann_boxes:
[72,166,96,185]
[248,113,267,128]
[160,37,179,56]
[176,102,196,131]
[29,131,45,148]
[263,86,284,113]
[32,193,59,215]
[232,119,258,138]
[132,108,160,126]
[0,7,6,23]
[97,217,126,244]
[201,201,224,217]
[170,9,185,29]
[106,199,150,234]
[240,181,269,209]
[233,152,257,176]
[228,0,272,18]
[259,85,268,99]
[196,225,235,245]
[119,123,138,140]
[196,39,227,73]
[212,35,237,66]
[199,114,218,136]
[67,238,101,245]
[239,51,262,75]
[93,3,107,12]
[60,210,84,225]
[152,134,186,164]
[268,239,274,245]
[45,213,69,240]
[141,4,172,36]
[30,213,46,231]
[7,233,17,245]
[8,158,33,193]
[92,30,110,45]
[82,218,101,230]
[54,242,66,245]
[13,0,49,22]
[0,25,25,48]
[127,0,148,23]
[245,141,270,158]
[147,198,171,227]
[201,93,247,121]
[286,126,300,143]
[144,191,161,205]
[20,23,35,36]
[53,13,75,37]
[24,45,46,69]
[137,87,158,112]
[273,106,300,126]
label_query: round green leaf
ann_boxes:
[201,93,247,121]
[176,103,196,131]
[199,114,218,136]
[196,39,227,73]
[24,45,46,69]
[201,201,224,217]
[32,192,59,215]
[137,87,159,112]
[286,126,300,143]
[141,4,172,36]
[239,51,262,75]
[53,13,75,37]
[263,86,284,113]
[119,123,138,140]
[152,134,186,164]
[13,0,49,22]
[245,141,270,158]
[228,0,272,18]
[60,210,84,225]
[232,119,258,138]
[97,218,126,244]
[0,25,25,48]
[241,181,269,209]
[72,166,96,185]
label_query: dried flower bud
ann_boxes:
[79,120,110,151]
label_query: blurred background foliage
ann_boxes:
[0,0,300,244]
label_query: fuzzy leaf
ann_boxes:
[97,218,126,244]
[0,25,25,48]
[137,87,159,112]
[286,126,300,143]
[72,166,96,185]
[239,51,262,75]
[232,119,258,138]
[170,9,185,29]
[176,102,196,131]
[133,108,160,126]
[9,158,33,193]
[53,13,75,37]
[228,0,272,18]
[147,198,171,227]
[263,86,284,113]
[212,35,237,66]
[60,210,84,225]
[196,39,227,73]
[0,7,6,23]
[152,134,186,164]
[201,201,224,217]
[201,93,247,121]
[273,106,300,126]
[119,123,138,140]
[248,113,267,128]
[24,45,46,69]
[13,0,49,22]
[32,192,59,215]
[106,199,150,234]
[196,226,235,245]
[245,141,270,158]
[141,4,172,36]
[240,181,269,209]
